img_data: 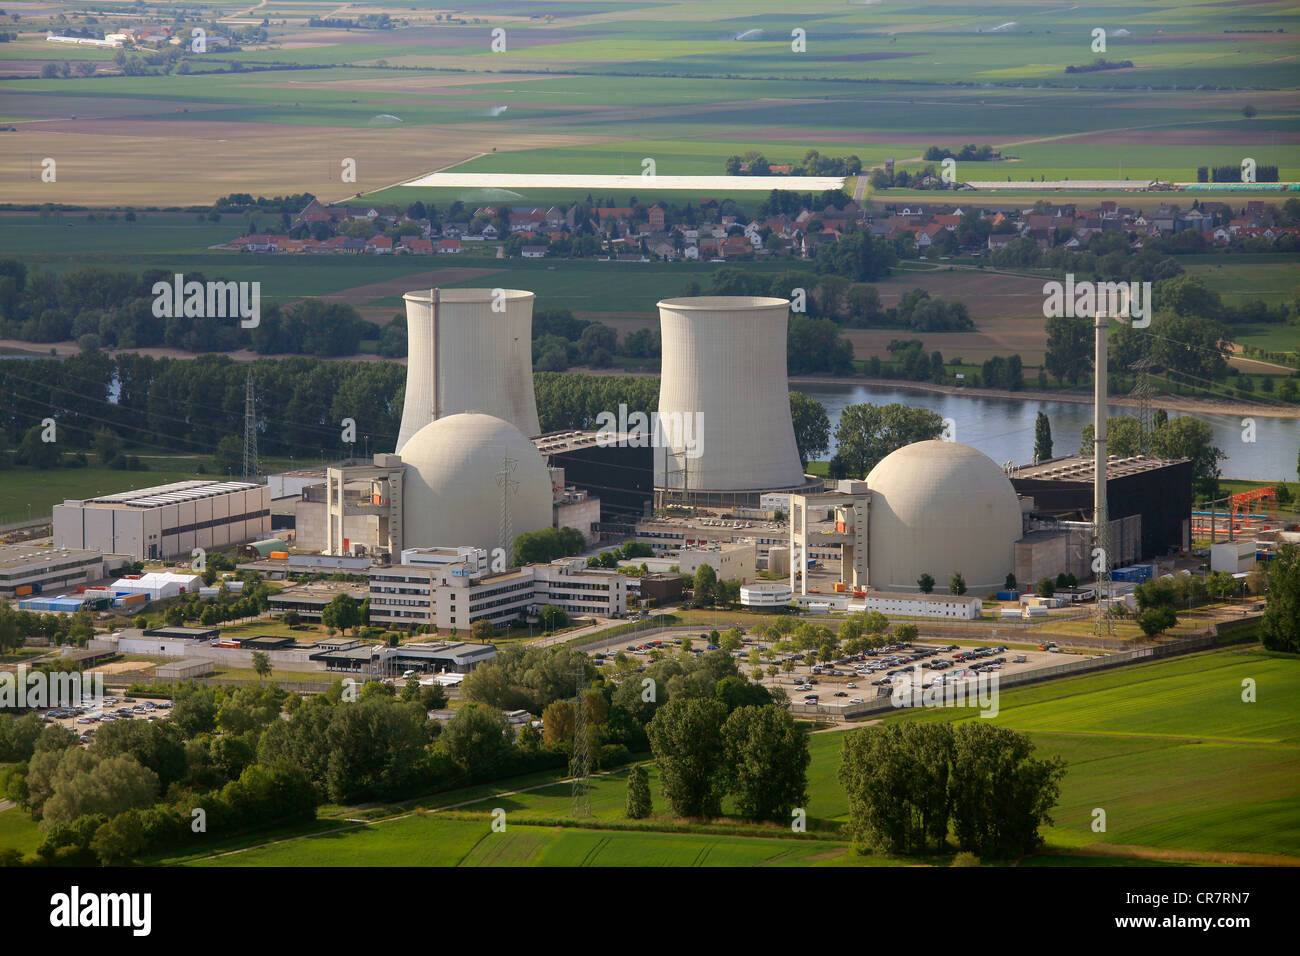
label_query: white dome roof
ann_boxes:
[401,413,553,555]
[865,440,1021,592]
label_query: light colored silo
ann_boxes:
[656,296,805,492]
[395,288,540,453]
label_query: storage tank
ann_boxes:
[656,296,805,492]
[395,288,541,453]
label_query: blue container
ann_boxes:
[995,590,1020,601]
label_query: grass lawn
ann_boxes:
[0,805,44,857]
[0,466,208,525]
[177,644,1300,867]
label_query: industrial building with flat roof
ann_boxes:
[0,544,106,599]
[53,480,271,561]
[368,558,628,632]
[1009,455,1192,559]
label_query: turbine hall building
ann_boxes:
[53,480,271,561]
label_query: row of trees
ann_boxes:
[0,353,404,464]
[839,722,1066,858]
[0,261,373,356]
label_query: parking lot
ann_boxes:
[38,694,175,744]
[583,627,1095,704]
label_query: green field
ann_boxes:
[184,646,1300,867]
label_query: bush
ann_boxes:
[952,851,980,867]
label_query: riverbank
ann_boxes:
[3,340,1296,420]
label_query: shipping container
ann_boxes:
[995,590,1020,601]
[269,551,289,560]
[15,584,33,596]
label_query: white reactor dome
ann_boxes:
[400,412,553,555]
[865,440,1022,593]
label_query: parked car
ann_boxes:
[1012,656,1027,663]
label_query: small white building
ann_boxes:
[109,571,202,602]
[739,581,793,608]
[1210,540,1256,574]
[860,590,982,621]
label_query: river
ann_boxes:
[794,383,1300,482]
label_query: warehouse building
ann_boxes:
[0,544,107,599]
[54,480,271,561]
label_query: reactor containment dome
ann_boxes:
[656,296,806,493]
[395,288,541,454]
[400,412,552,555]
[865,440,1022,593]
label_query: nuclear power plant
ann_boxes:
[655,295,820,508]
[395,288,541,453]
[250,283,1191,631]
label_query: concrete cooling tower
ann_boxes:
[400,412,553,554]
[656,296,806,493]
[395,288,540,454]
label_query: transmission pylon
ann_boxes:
[242,366,259,480]
[571,667,591,818]
[496,452,518,559]
[1129,351,1156,456]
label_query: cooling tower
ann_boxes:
[656,296,805,492]
[395,288,540,453]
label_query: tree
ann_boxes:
[1242,104,1257,119]
[92,427,122,466]
[839,723,954,854]
[625,764,652,819]
[15,424,59,469]
[251,650,272,679]
[1150,416,1226,501]
[323,697,429,802]
[834,403,945,479]
[894,623,918,643]
[438,704,512,774]
[949,572,967,596]
[1260,543,1298,653]
[1004,573,1017,592]
[789,391,831,469]
[722,705,810,823]
[1033,412,1053,464]
[212,434,243,476]
[647,697,728,818]
[281,610,301,627]
[1043,315,1090,386]
[539,604,568,632]
[948,723,1066,859]
[320,594,360,634]
[1036,578,1055,598]
[1137,605,1177,638]
[917,573,935,594]
[693,563,718,608]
